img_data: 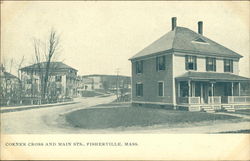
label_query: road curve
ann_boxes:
[1,96,116,134]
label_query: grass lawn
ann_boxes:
[233,109,250,116]
[65,105,241,129]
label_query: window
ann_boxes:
[224,59,233,73]
[136,83,143,97]
[192,38,209,44]
[158,82,164,96]
[135,60,143,74]
[55,75,62,82]
[195,38,206,43]
[206,57,216,71]
[156,55,166,71]
[185,56,197,70]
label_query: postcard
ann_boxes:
[1,1,249,160]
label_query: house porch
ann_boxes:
[175,72,250,112]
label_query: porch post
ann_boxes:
[188,80,191,97]
[211,83,214,104]
[231,82,234,96]
[238,82,241,96]
[193,82,195,97]
[211,83,214,97]
[177,81,180,97]
[200,83,203,104]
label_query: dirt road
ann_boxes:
[1,96,116,134]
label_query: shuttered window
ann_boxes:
[156,55,166,71]
[158,82,164,96]
[135,60,143,74]
[206,57,216,71]
[55,75,62,82]
[136,83,143,97]
[185,55,197,70]
[224,59,233,73]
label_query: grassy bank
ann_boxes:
[65,105,240,129]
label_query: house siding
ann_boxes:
[233,60,239,75]
[173,53,239,75]
[132,53,174,104]
[216,59,224,73]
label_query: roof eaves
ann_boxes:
[172,49,242,59]
[129,49,174,61]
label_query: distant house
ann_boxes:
[76,77,94,96]
[0,65,20,105]
[130,17,250,112]
[20,62,78,101]
[82,74,131,92]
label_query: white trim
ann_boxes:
[130,51,173,62]
[158,81,164,97]
[191,40,210,45]
[132,101,174,105]
[174,52,240,61]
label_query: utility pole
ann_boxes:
[115,68,120,101]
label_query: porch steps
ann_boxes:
[222,105,235,112]
[201,106,215,113]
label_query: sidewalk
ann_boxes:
[216,112,250,119]
[0,101,79,113]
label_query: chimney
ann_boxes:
[198,21,203,35]
[171,17,177,31]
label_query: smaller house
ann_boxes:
[0,65,20,105]
[82,74,131,93]
[20,62,78,103]
[76,77,94,96]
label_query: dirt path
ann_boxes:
[1,96,116,134]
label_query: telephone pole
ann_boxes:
[115,68,120,101]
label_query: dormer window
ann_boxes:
[156,55,166,71]
[192,37,209,44]
[206,57,216,72]
[185,55,197,70]
[135,60,143,74]
[224,59,233,73]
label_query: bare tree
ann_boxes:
[43,30,59,99]
[30,29,60,103]
[17,56,25,80]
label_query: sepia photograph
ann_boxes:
[1,1,249,160]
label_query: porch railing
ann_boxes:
[178,97,188,104]
[189,97,200,104]
[178,97,200,104]
[208,96,221,104]
[228,96,250,104]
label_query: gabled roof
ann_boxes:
[21,62,77,71]
[176,71,250,81]
[0,71,19,80]
[130,27,242,60]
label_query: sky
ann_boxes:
[1,1,249,77]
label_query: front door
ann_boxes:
[202,83,208,104]
[224,83,231,96]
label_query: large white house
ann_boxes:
[130,17,250,112]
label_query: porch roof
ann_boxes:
[176,72,250,82]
